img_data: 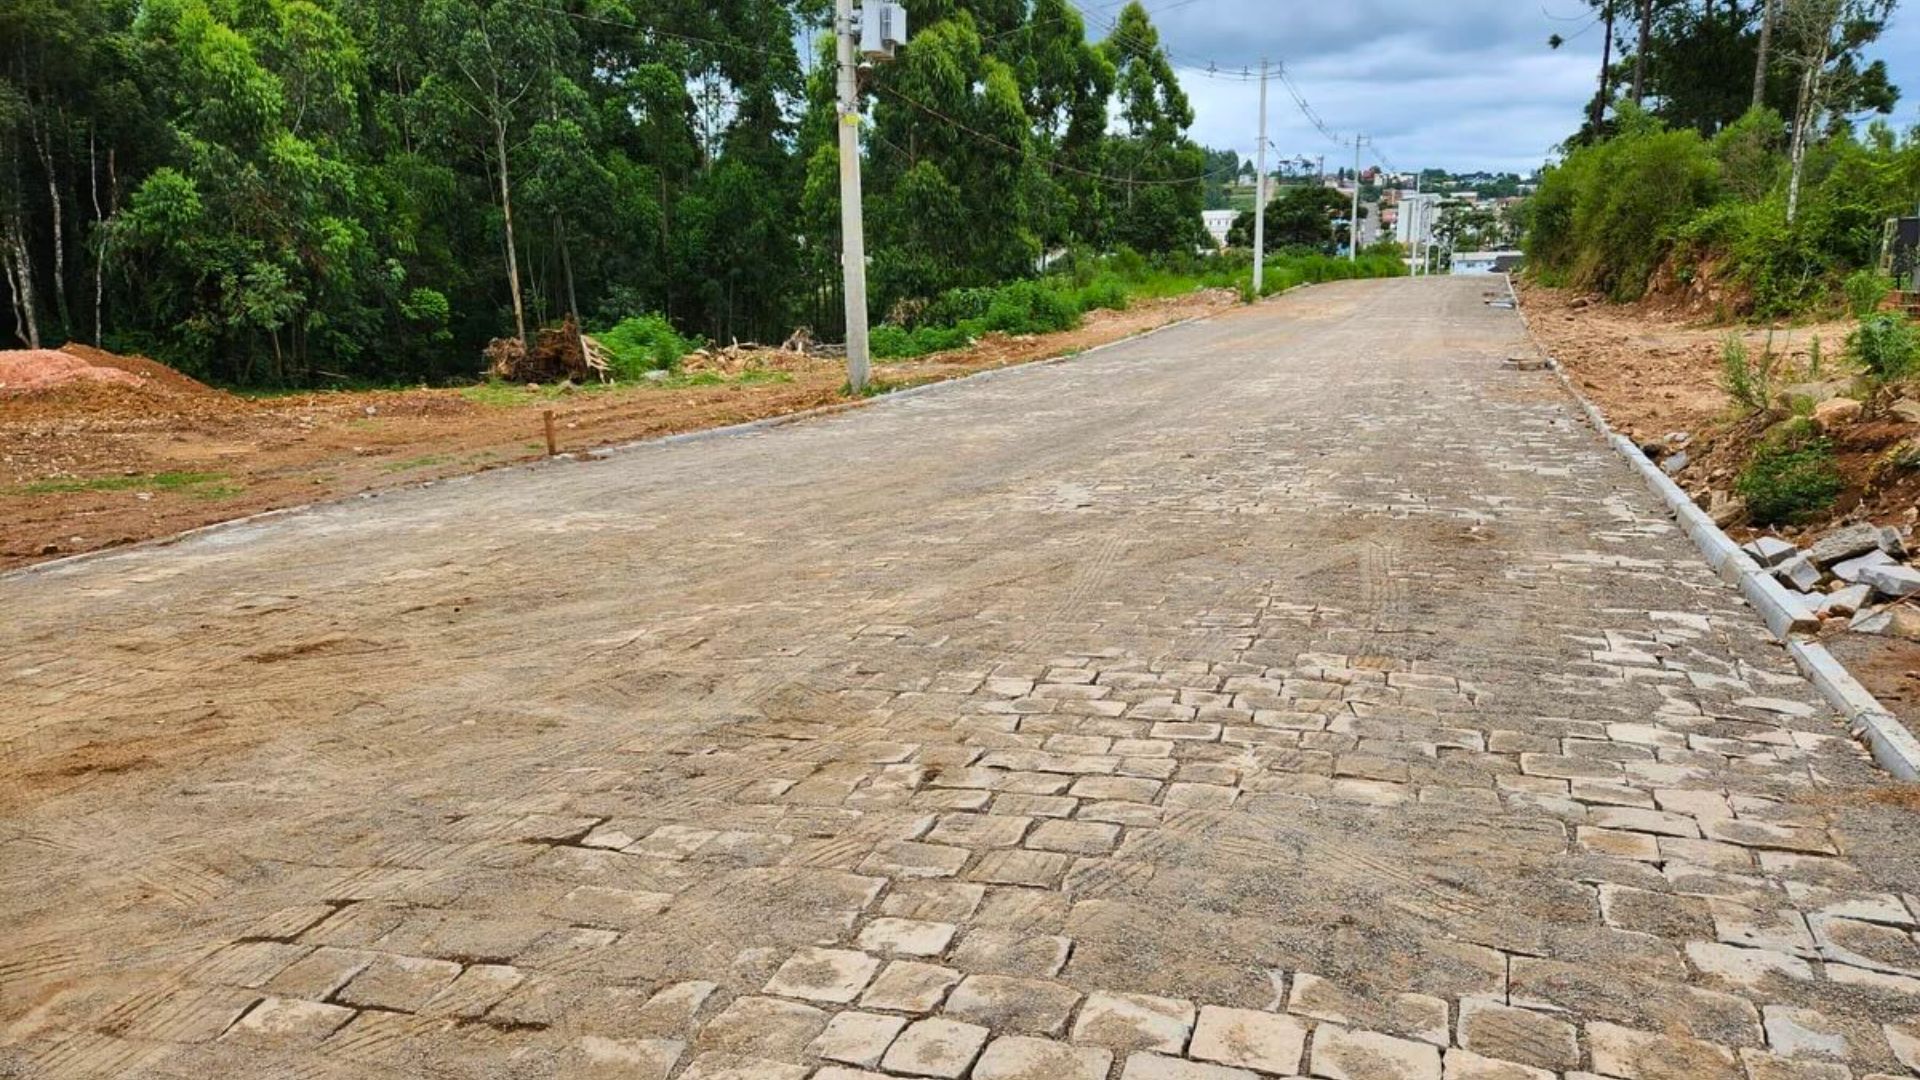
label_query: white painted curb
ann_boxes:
[1507,275,1920,780]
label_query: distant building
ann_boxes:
[1395,191,1440,249]
[1452,250,1524,276]
[1201,209,1238,249]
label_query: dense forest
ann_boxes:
[1528,0,1919,315]
[0,0,1222,385]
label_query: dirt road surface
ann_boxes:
[5,277,1920,1079]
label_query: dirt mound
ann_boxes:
[0,350,147,394]
[59,343,214,395]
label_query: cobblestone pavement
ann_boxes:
[5,277,1920,1080]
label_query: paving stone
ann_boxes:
[973,1035,1113,1080]
[808,1011,908,1067]
[1455,998,1578,1071]
[678,1051,809,1080]
[1860,563,1920,598]
[1810,912,1920,975]
[880,1018,990,1078]
[859,842,971,879]
[860,961,964,1012]
[563,1035,686,1080]
[1597,884,1713,939]
[1700,819,1836,855]
[1709,901,1816,956]
[1440,1049,1553,1080]
[1286,974,1450,1045]
[967,849,1071,888]
[699,996,830,1058]
[1187,1005,1307,1074]
[554,884,675,927]
[263,946,373,999]
[1071,991,1196,1053]
[1587,1021,1739,1080]
[948,930,1073,978]
[1685,942,1816,989]
[1163,782,1239,809]
[879,881,988,922]
[1588,806,1700,838]
[942,975,1081,1035]
[1577,826,1662,862]
[1069,776,1164,802]
[637,980,720,1034]
[334,953,463,1011]
[423,962,523,1017]
[927,814,1035,848]
[1886,1019,1920,1072]
[1118,1052,1259,1080]
[1761,1006,1850,1061]
[857,918,957,957]
[1310,1024,1442,1080]
[1737,1048,1852,1080]
[225,997,355,1042]
[763,949,882,1004]
[1026,819,1121,855]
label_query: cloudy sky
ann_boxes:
[1104,0,1920,175]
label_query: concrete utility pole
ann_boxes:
[835,0,871,393]
[1349,136,1366,261]
[1253,59,1268,296]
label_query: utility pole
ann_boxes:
[835,0,871,393]
[1412,173,1423,276]
[1349,136,1366,261]
[1252,59,1268,296]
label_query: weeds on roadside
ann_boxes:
[1721,334,1780,413]
[1848,313,1920,384]
[1845,269,1894,319]
[1737,426,1843,526]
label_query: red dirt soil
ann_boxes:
[0,350,148,393]
[0,294,1234,572]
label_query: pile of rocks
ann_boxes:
[1741,523,1920,637]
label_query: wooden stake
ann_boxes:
[543,409,557,457]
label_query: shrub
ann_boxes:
[1720,334,1779,413]
[920,286,999,329]
[870,322,976,360]
[1073,276,1131,314]
[981,280,1080,335]
[1526,106,1719,302]
[596,314,696,378]
[1845,269,1894,318]
[1848,314,1920,382]
[1737,437,1843,526]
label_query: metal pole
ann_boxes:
[1252,59,1268,296]
[835,0,871,393]
[1350,136,1363,261]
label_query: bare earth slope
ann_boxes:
[3,277,1918,1079]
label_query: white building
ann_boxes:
[1451,250,1524,275]
[1201,209,1238,250]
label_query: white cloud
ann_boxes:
[1101,0,1920,174]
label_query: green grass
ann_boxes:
[380,453,455,473]
[459,370,791,407]
[12,470,240,498]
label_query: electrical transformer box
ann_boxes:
[860,3,907,58]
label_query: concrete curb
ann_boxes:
[1507,275,1920,780]
[4,303,1235,585]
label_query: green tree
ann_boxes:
[1228,185,1351,253]
[1101,2,1206,254]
